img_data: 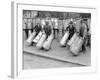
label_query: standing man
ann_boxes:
[79,19,88,52]
[34,23,42,35]
[43,21,52,38]
[53,18,59,40]
[66,21,76,41]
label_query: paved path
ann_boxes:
[23,52,82,69]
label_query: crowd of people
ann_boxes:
[23,11,91,56]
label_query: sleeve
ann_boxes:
[66,25,70,31]
[83,24,88,38]
[44,25,52,36]
[34,25,42,33]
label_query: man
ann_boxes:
[79,19,88,52]
[66,21,76,41]
[53,18,59,39]
[26,22,42,46]
[34,23,42,35]
[32,23,42,44]
[60,21,76,47]
[43,21,52,38]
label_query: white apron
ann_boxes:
[70,37,83,56]
[43,33,54,50]
[60,31,69,46]
[33,31,43,43]
[67,33,77,46]
[36,33,47,49]
[26,31,36,45]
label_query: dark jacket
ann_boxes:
[79,22,88,38]
[66,25,76,40]
[43,24,52,37]
[34,24,42,34]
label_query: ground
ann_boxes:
[23,40,90,69]
[23,52,82,69]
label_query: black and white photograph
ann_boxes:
[23,10,91,69]
[11,2,97,78]
[0,0,99,79]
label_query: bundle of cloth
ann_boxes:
[60,21,76,47]
[26,23,42,46]
[36,21,54,51]
[26,21,54,51]
[60,19,89,56]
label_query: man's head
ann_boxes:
[45,21,49,25]
[69,21,73,25]
[69,21,74,27]
[37,23,40,26]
